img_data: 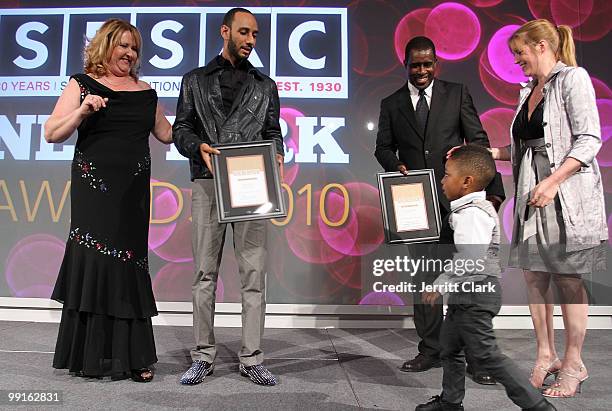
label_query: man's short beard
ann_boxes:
[227,35,246,62]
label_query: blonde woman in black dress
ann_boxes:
[45,19,172,382]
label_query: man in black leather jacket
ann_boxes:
[174,7,283,387]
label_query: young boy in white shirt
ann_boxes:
[416,145,555,411]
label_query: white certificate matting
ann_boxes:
[226,155,269,208]
[391,183,430,232]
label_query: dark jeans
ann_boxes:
[440,278,543,408]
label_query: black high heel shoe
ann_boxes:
[131,368,154,383]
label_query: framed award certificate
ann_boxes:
[377,169,442,244]
[212,140,286,223]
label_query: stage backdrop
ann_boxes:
[1,0,611,306]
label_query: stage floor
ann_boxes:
[0,321,609,410]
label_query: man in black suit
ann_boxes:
[375,36,505,385]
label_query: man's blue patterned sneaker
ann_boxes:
[180,360,214,385]
[239,363,278,386]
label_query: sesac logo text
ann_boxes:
[0,7,348,99]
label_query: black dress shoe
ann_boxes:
[400,354,441,373]
[466,363,496,385]
[522,399,557,411]
[415,395,464,411]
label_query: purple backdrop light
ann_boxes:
[14,285,54,298]
[466,0,503,6]
[148,184,179,250]
[597,136,612,167]
[317,182,384,257]
[268,227,347,299]
[424,2,481,61]
[528,0,611,41]
[596,99,612,143]
[351,0,404,76]
[280,107,304,186]
[341,182,385,256]
[285,192,345,264]
[527,0,554,21]
[344,205,385,256]
[326,255,362,289]
[5,234,65,298]
[152,262,215,302]
[394,8,431,64]
[592,78,612,99]
[150,188,193,263]
[318,191,359,255]
[550,0,594,28]
[319,205,384,256]
[479,50,521,106]
[480,107,516,175]
[502,197,515,242]
[601,167,612,193]
[359,291,404,306]
[353,74,407,154]
[571,0,612,41]
[351,22,370,75]
[487,25,529,84]
[608,214,612,246]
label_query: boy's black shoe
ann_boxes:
[415,395,464,411]
[466,363,496,385]
[400,353,441,372]
[522,399,557,411]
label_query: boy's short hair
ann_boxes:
[448,145,496,190]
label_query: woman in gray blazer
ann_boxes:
[491,19,607,398]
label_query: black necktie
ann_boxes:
[415,88,429,136]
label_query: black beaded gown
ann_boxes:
[51,74,158,376]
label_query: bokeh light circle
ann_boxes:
[480,107,516,175]
[466,0,503,6]
[149,184,179,249]
[592,78,612,99]
[280,107,303,186]
[359,291,405,306]
[479,49,521,106]
[502,197,516,242]
[487,25,529,84]
[550,0,594,28]
[152,262,222,302]
[394,8,431,64]
[424,2,481,60]
[596,99,612,143]
[150,188,193,263]
[5,234,65,298]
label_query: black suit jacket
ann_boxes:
[375,79,505,214]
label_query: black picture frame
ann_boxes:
[377,169,442,244]
[212,140,286,223]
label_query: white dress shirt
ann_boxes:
[449,191,495,246]
[407,79,434,111]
